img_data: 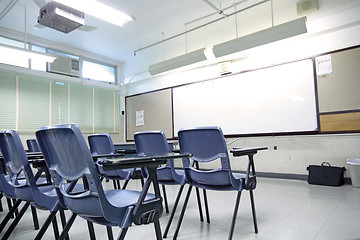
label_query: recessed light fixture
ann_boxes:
[54,0,133,27]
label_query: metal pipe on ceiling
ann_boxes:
[0,0,20,20]
[202,0,228,18]
[134,0,270,55]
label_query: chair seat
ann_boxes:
[157,168,186,185]
[96,162,133,180]
[14,184,56,202]
[187,168,243,191]
[64,189,156,218]
[106,189,155,207]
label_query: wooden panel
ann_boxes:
[320,112,360,132]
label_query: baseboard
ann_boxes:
[175,167,352,185]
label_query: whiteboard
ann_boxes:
[173,59,318,136]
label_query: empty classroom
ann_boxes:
[1,0,360,239]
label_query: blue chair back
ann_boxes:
[88,134,116,155]
[0,131,28,177]
[134,130,171,158]
[134,131,185,185]
[178,126,241,190]
[0,130,58,208]
[88,133,133,180]
[0,156,16,199]
[36,124,133,227]
[26,139,41,152]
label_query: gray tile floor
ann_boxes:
[1,178,359,240]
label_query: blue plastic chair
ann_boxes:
[36,124,164,240]
[173,126,258,240]
[0,152,29,232]
[134,130,208,238]
[26,139,41,152]
[0,130,67,240]
[88,133,134,189]
[0,143,42,234]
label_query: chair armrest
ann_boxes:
[230,147,267,190]
[98,153,191,225]
[115,149,137,155]
[91,153,125,161]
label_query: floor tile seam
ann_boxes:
[256,195,312,239]
[313,199,341,240]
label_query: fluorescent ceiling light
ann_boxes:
[0,43,56,63]
[54,0,133,27]
[213,17,308,58]
[148,48,207,76]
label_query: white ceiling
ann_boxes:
[0,0,261,64]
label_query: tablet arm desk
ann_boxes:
[230,147,268,190]
[98,153,191,226]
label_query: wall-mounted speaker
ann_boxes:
[297,0,318,16]
[218,61,232,76]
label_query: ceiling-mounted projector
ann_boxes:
[38,1,85,33]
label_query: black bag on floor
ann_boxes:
[307,162,346,187]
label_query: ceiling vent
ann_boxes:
[38,1,85,33]
[297,0,318,16]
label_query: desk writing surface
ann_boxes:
[230,147,268,157]
[98,153,191,171]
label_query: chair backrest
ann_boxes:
[177,126,238,189]
[134,131,171,158]
[88,133,116,155]
[26,139,41,152]
[36,124,98,184]
[0,151,15,198]
[36,124,131,227]
[0,130,56,207]
[0,130,31,180]
[134,131,185,184]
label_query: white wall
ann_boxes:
[124,0,360,178]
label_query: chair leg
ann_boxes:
[163,185,184,238]
[12,198,18,216]
[162,184,169,214]
[0,193,3,212]
[122,179,130,190]
[202,189,210,223]
[6,198,13,216]
[249,189,258,234]
[59,213,77,240]
[172,185,193,240]
[52,214,60,239]
[31,205,40,230]
[140,177,145,187]
[117,227,128,240]
[34,211,58,240]
[1,202,30,240]
[59,209,70,240]
[0,199,21,232]
[154,220,162,240]
[87,221,96,240]
[195,187,204,222]
[228,191,242,240]
[106,226,114,240]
